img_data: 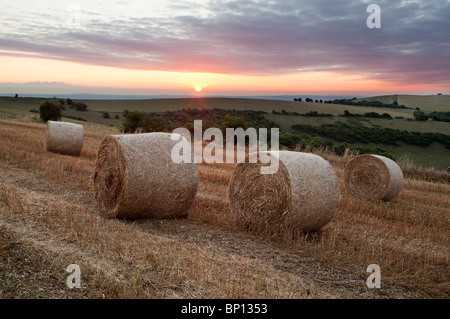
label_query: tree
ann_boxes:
[39,101,62,122]
[103,112,110,119]
[15,94,18,98]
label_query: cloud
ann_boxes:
[0,0,449,86]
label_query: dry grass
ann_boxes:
[0,117,449,299]
[397,156,450,184]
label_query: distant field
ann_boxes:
[266,113,450,135]
[356,94,450,112]
[0,96,414,118]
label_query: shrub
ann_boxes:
[429,111,450,122]
[74,102,88,111]
[279,132,300,149]
[220,115,249,133]
[122,110,166,133]
[39,101,62,122]
[103,112,110,119]
[413,110,428,121]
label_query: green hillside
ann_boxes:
[355,94,450,112]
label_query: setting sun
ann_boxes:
[194,87,202,92]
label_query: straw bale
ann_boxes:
[229,151,339,233]
[344,154,403,200]
[93,133,198,219]
[45,121,83,156]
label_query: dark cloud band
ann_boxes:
[0,0,449,86]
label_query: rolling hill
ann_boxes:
[0,94,449,169]
[355,94,450,112]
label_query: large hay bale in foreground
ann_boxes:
[93,132,198,219]
[344,154,403,200]
[45,121,83,156]
[229,151,340,233]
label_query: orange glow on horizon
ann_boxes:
[0,55,445,95]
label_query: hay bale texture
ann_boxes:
[45,121,83,156]
[229,151,340,233]
[93,132,198,219]
[344,154,403,201]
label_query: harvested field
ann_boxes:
[0,118,449,299]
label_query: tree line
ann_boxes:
[414,110,450,122]
[291,122,450,149]
[324,98,411,109]
[272,110,333,117]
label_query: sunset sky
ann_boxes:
[0,0,449,96]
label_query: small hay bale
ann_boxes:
[45,121,83,156]
[93,132,198,219]
[344,154,403,200]
[228,151,340,233]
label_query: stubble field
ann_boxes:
[0,118,448,299]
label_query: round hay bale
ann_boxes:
[93,132,198,219]
[228,151,340,233]
[45,121,83,156]
[344,154,403,201]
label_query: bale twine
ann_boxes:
[228,151,340,233]
[93,132,198,219]
[45,121,83,156]
[344,154,403,200]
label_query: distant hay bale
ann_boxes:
[344,154,403,201]
[45,121,83,156]
[93,132,198,219]
[229,151,340,233]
